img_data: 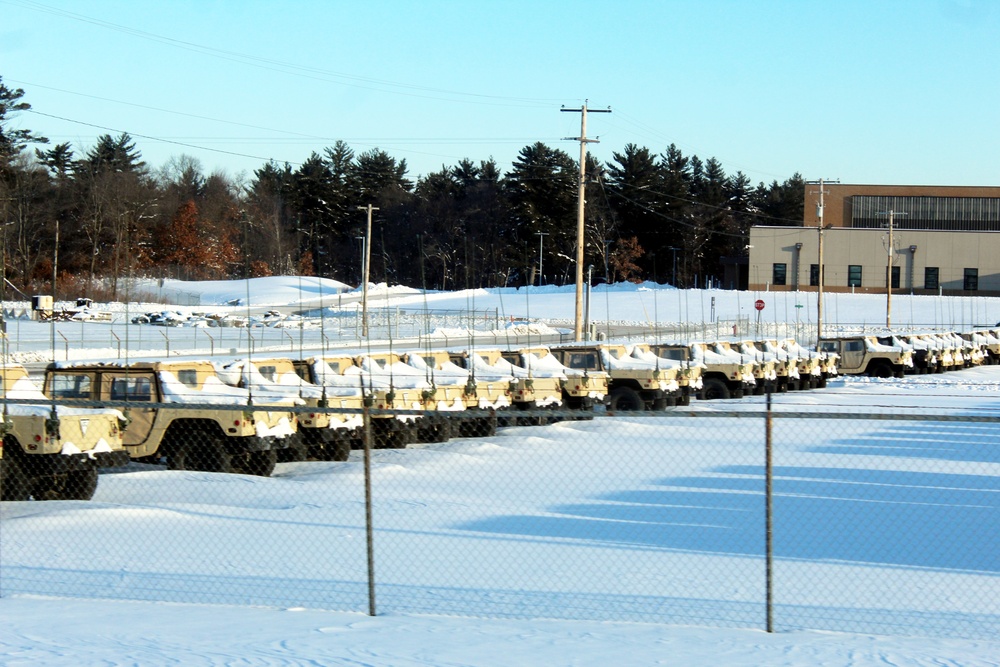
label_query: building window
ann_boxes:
[809,264,824,287]
[964,268,979,291]
[890,265,900,289]
[925,267,939,290]
[772,263,787,286]
[848,265,862,287]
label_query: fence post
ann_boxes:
[765,388,774,633]
[363,404,377,616]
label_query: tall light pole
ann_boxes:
[357,204,379,338]
[876,209,905,329]
[562,100,611,341]
[535,232,548,286]
[667,246,678,287]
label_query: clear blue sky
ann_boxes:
[2,0,998,186]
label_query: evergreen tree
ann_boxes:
[0,76,47,171]
[504,142,577,285]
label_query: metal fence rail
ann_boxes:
[1,403,997,640]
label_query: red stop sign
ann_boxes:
[754,299,765,311]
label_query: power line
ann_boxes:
[6,0,566,109]
[26,108,294,166]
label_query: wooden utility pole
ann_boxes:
[562,101,610,341]
[876,209,906,329]
[808,178,838,342]
[357,204,379,338]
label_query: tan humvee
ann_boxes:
[549,343,680,411]
[514,346,608,410]
[294,355,416,449]
[217,357,364,462]
[43,360,297,476]
[1,363,129,500]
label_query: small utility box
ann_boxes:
[31,295,54,320]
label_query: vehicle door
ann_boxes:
[103,371,157,447]
[839,340,865,372]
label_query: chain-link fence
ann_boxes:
[2,402,998,640]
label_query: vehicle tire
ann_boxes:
[732,387,745,399]
[607,387,644,412]
[869,363,893,379]
[62,468,99,500]
[277,436,309,462]
[701,378,730,401]
[420,416,452,443]
[186,439,235,473]
[243,449,277,477]
[472,409,500,436]
[328,439,352,462]
[652,397,669,411]
[816,376,827,389]
[375,421,410,449]
[0,444,32,501]
[677,392,691,407]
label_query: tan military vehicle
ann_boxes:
[450,348,563,411]
[964,329,1000,366]
[775,339,826,388]
[43,360,297,476]
[817,336,913,377]
[217,357,364,462]
[360,351,467,443]
[652,342,755,400]
[738,340,797,392]
[1,363,129,501]
[512,346,608,411]
[293,354,418,449]
[630,343,703,406]
[714,341,774,395]
[549,343,680,411]
[400,349,510,436]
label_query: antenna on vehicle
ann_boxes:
[419,239,434,389]
[243,214,254,408]
[317,274,329,408]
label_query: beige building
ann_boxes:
[748,184,1000,296]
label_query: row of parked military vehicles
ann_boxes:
[2,328,999,501]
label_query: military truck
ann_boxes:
[401,350,510,436]
[817,336,913,377]
[965,329,1000,365]
[894,334,940,374]
[1,363,129,501]
[714,341,773,395]
[294,354,420,449]
[634,344,704,406]
[448,348,563,425]
[739,340,798,392]
[217,357,364,462]
[512,346,609,411]
[652,342,755,400]
[947,331,984,367]
[775,339,826,388]
[362,351,467,443]
[43,360,297,476]
[549,343,680,411]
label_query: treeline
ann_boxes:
[1,78,804,300]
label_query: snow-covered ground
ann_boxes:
[2,278,1000,666]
